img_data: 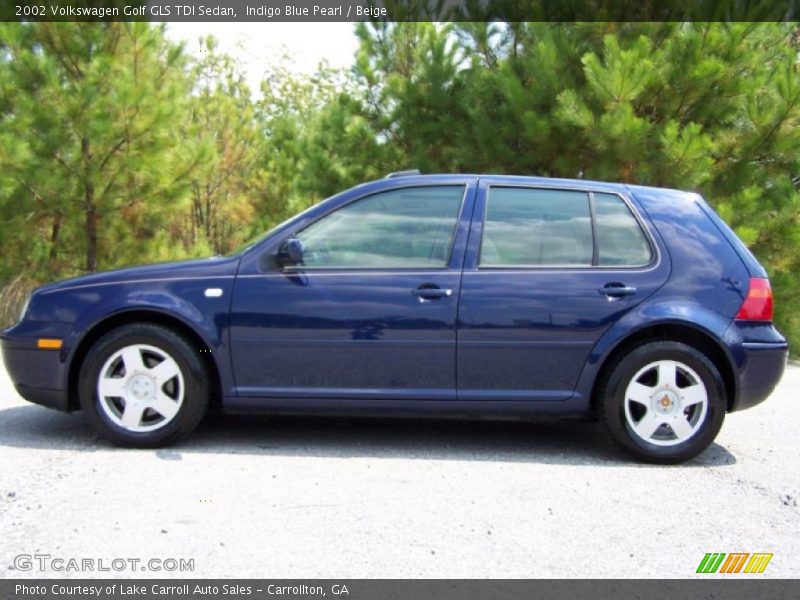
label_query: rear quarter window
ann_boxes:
[594,192,653,267]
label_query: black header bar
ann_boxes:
[2,0,799,22]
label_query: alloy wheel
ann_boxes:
[96,344,185,433]
[623,359,708,446]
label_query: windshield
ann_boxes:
[225,212,302,257]
[226,231,271,257]
[226,191,350,257]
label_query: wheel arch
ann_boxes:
[589,321,737,413]
[67,308,223,412]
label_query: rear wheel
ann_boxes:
[599,341,726,464]
[79,323,209,447]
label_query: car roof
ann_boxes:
[375,173,691,198]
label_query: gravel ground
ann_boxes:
[0,361,798,579]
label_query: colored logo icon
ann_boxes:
[696,553,773,574]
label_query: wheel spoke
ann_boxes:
[681,383,706,407]
[98,377,126,398]
[634,414,663,440]
[626,382,654,405]
[656,360,678,388]
[150,356,180,387]
[120,402,144,428]
[669,414,695,441]
[149,392,179,421]
[120,346,145,374]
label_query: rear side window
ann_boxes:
[594,192,652,266]
[480,187,653,268]
[480,188,593,267]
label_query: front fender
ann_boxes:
[26,275,236,397]
[71,286,225,349]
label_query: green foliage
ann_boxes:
[0,22,201,276]
[181,35,265,255]
[0,22,798,353]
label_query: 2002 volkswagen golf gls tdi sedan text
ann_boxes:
[1,173,789,462]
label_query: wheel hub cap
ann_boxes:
[653,388,679,415]
[127,374,155,401]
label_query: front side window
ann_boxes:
[296,186,464,268]
[480,188,593,267]
[594,192,653,266]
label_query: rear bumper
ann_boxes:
[732,341,788,412]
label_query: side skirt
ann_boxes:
[222,395,592,419]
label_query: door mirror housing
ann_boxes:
[276,237,304,267]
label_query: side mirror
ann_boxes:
[276,237,304,267]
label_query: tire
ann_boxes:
[599,341,726,464]
[79,323,209,448]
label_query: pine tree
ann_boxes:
[0,22,203,275]
[181,35,264,255]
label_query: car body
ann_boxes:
[1,173,789,462]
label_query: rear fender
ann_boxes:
[574,301,736,405]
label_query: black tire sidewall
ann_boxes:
[79,324,209,447]
[601,342,726,464]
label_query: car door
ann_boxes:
[229,180,477,401]
[456,180,670,401]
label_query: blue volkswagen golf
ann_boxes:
[1,172,789,462]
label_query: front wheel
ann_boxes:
[79,324,209,448]
[599,341,726,464]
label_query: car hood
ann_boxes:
[37,256,241,294]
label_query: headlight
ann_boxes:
[18,295,31,322]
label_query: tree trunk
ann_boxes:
[49,214,62,274]
[49,215,61,261]
[85,203,97,272]
[82,136,97,272]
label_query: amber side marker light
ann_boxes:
[37,339,63,350]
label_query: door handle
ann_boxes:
[412,286,453,300]
[598,283,637,298]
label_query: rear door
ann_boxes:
[456,181,670,401]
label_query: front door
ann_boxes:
[230,182,476,400]
[457,181,670,401]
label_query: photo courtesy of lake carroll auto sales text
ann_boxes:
[0,1,798,599]
[15,584,351,596]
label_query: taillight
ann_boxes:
[735,277,773,321]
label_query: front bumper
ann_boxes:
[1,321,73,412]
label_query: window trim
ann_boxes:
[588,191,600,266]
[477,183,658,272]
[284,184,470,273]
